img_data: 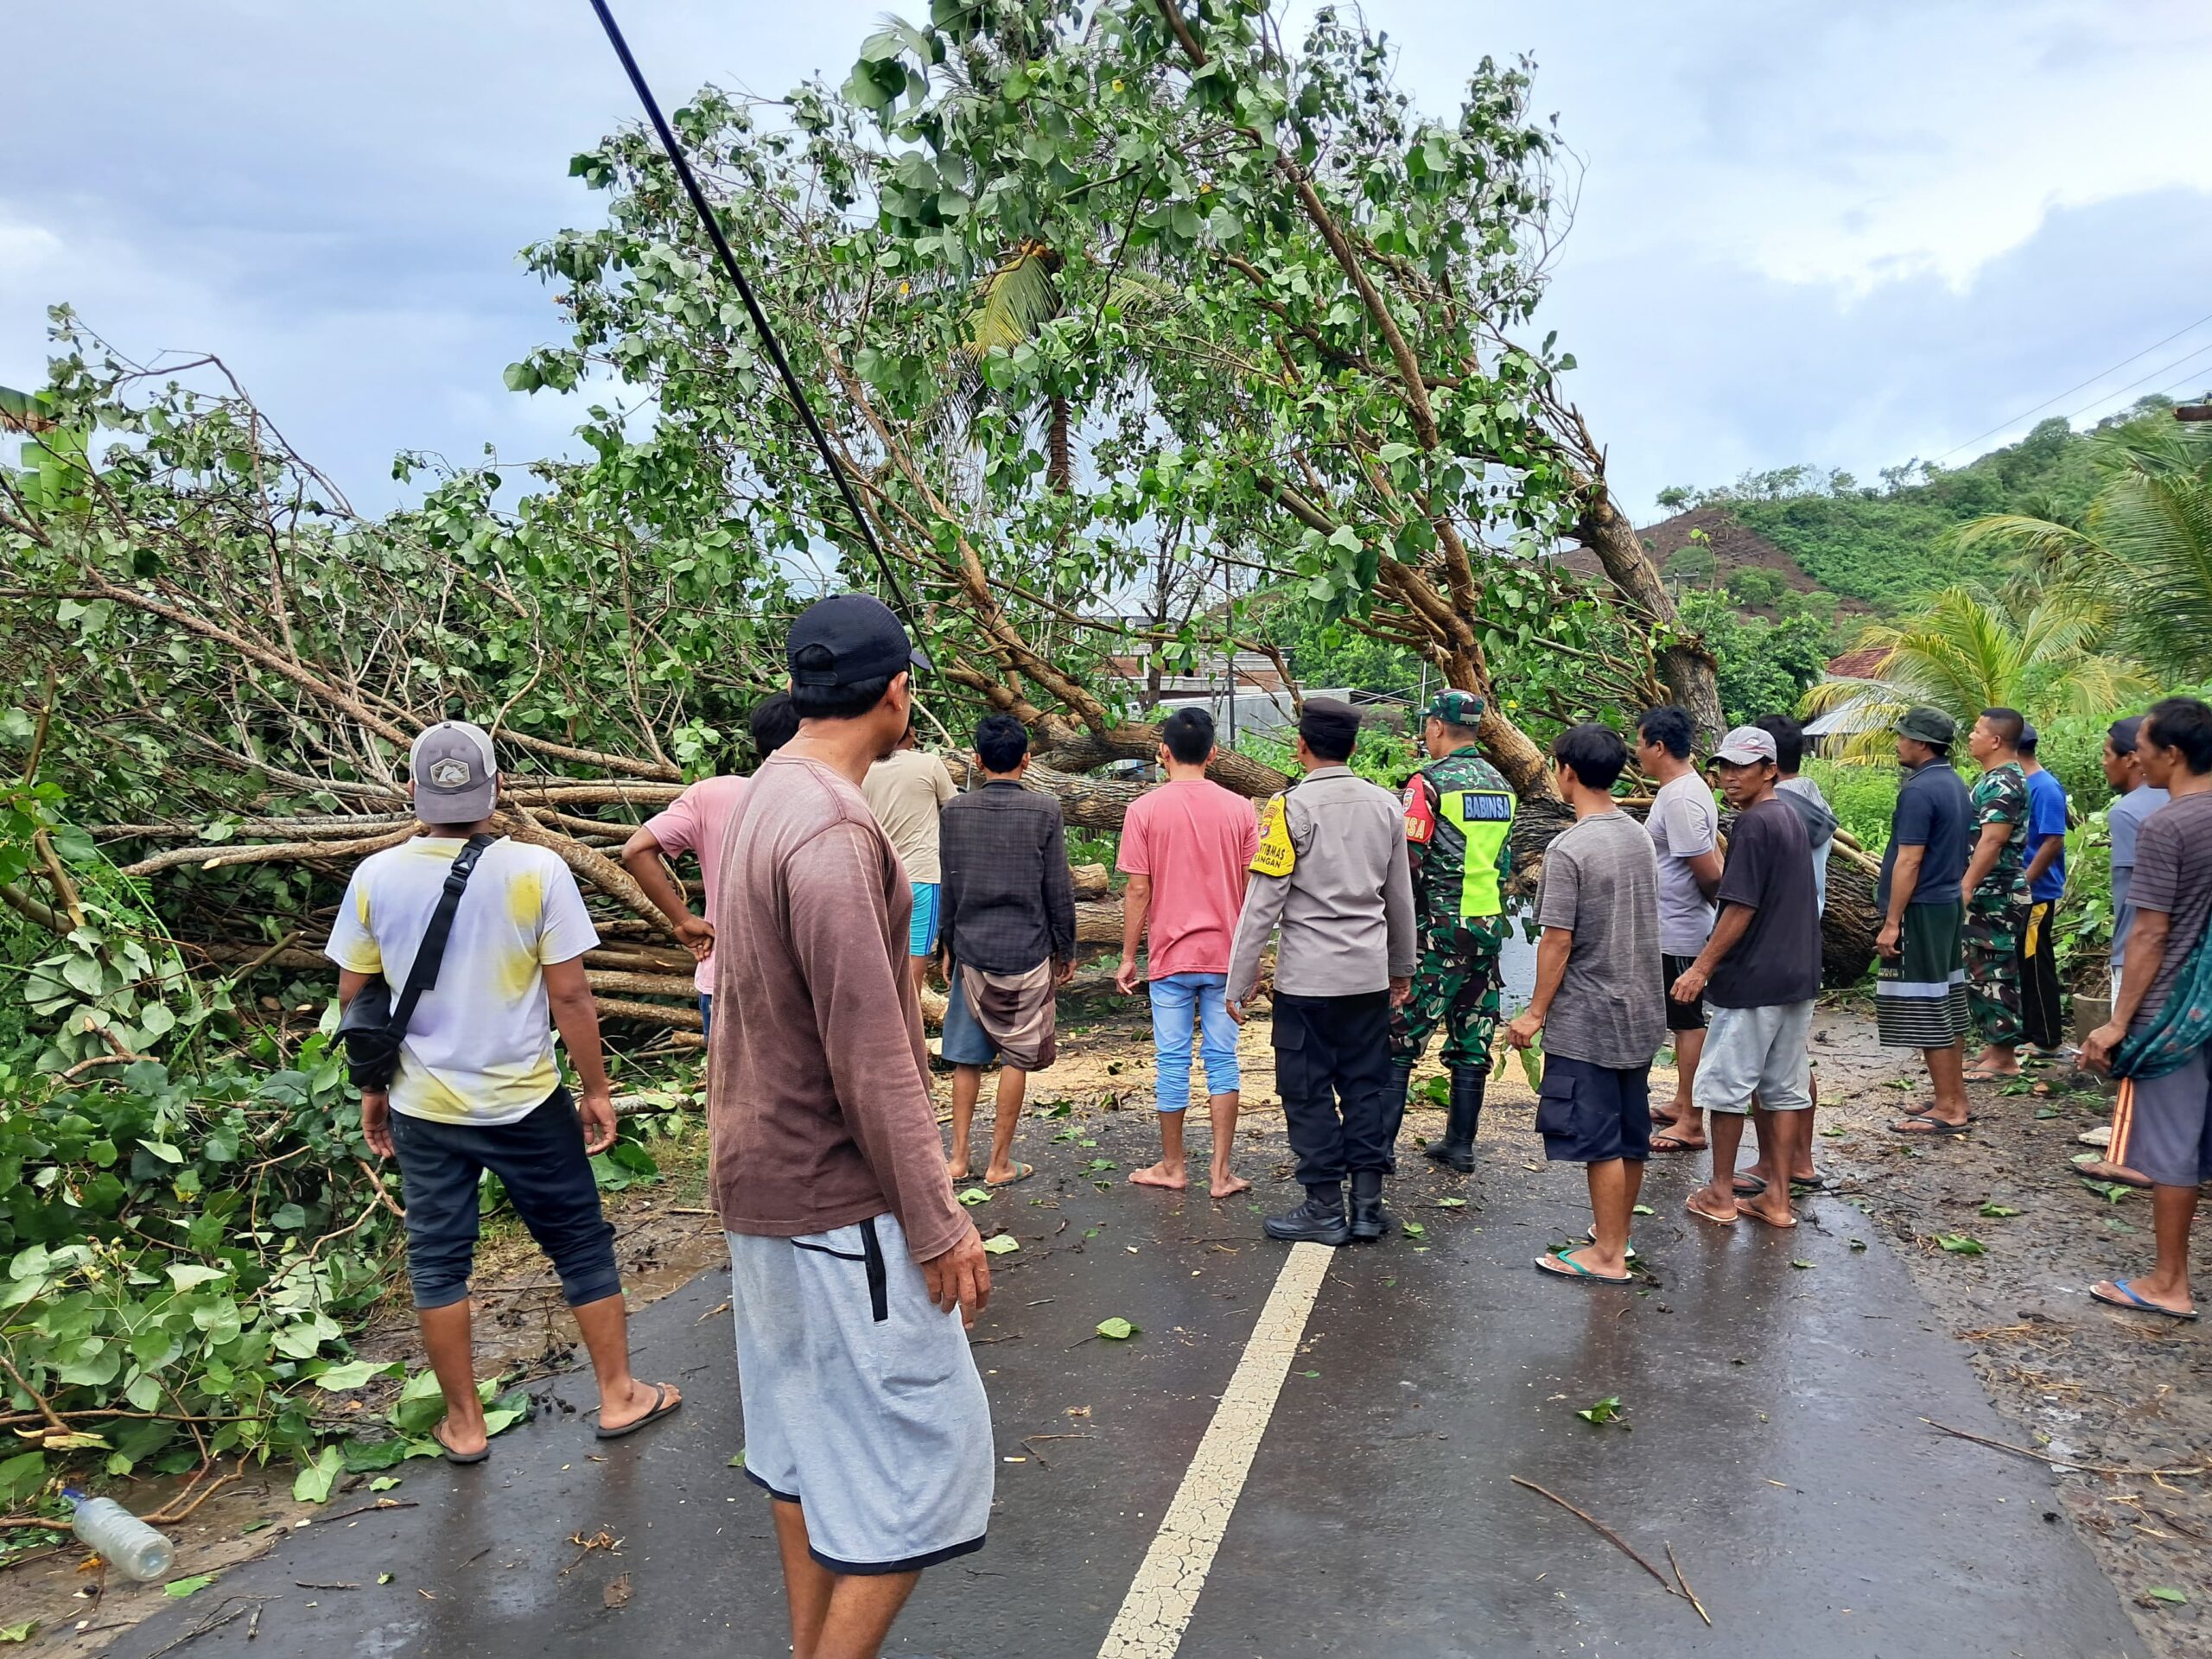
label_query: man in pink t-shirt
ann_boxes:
[620,693,799,1038]
[1114,707,1259,1198]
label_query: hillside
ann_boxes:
[1637,402,2175,614]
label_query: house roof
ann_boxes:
[1824,645,1891,680]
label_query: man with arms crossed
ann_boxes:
[1114,706,1257,1198]
[2082,696,2212,1321]
[2076,715,2167,1185]
[863,716,959,994]
[1227,699,1415,1245]
[1960,706,2033,1080]
[1671,727,1821,1230]
[620,693,798,1039]
[1876,708,1974,1135]
[332,722,679,1462]
[1507,724,1665,1283]
[1637,706,1724,1154]
[938,714,1077,1187]
[712,594,994,1659]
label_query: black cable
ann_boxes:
[584,0,927,640]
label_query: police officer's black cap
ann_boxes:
[1300,697,1362,758]
[786,593,931,688]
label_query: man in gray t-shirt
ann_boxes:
[1637,707,1723,1151]
[1510,724,1666,1286]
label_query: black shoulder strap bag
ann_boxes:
[338,834,498,1090]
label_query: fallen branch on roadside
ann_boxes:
[1510,1476,1702,1616]
[1920,1418,2209,1479]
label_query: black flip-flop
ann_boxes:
[2089,1280,2198,1322]
[432,1422,491,1465]
[1891,1116,1971,1136]
[1789,1173,1839,1195]
[1732,1173,1769,1197]
[1903,1103,1977,1122]
[595,1382,683,1441]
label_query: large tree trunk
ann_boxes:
[1573,484,1724,741]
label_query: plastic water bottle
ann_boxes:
[69,1496,175,1580]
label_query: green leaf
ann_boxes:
[957,1187,993,1206]
[981,1233,1020,1255]
[1631,1204,1655,1217]
[1790,1259,1814,1269]
[293,1445,343,1503]
[1936,1234,1986,1255]
[367,1477,401,1492]
[1376,442,1416,465]
[1096,1317,1136,1340]
[1402,1221,1426,1238]
[2145,1587,2188,1605]
[1433,1197,1466,1208]
[1977,1204,2024,1218]
[1574,1395,1623,1426]
[728,1450,747,1468]
[270,1203,308,1230]
[315,1358,397,1392]
[502,362,543,393]
[0,1450,46,1506]
[164,1574,217,1599]
[0,1619,38,1643]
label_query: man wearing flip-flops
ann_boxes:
[2081,695,2212,1323]
[1669,727,1821,1231]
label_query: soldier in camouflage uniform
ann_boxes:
[1388,690,1516,1173]
[1961,707,2032,1076]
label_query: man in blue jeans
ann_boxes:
[332,721,680,1461]
[1115,708,1259,1198]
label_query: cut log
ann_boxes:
[1071,862,1109,899]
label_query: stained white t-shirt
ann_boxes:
[326,836,600,1126]
[1646,772,1719,957]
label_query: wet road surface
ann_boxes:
[114,1131,2148,1659]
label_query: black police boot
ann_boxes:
[1349,1169,1393,1242]
[1423,1068,1485,1174]
[1264,1184,1351,1246]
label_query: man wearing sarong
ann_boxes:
[1875,707,1975,1137]
[938,714,1076,1188]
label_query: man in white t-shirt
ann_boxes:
[863,717,961,993]
[329,721,680,1463]
[1637,707,1723,1154]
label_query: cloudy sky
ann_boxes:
[6,2,2209,518]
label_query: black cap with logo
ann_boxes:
[786,594,932,688]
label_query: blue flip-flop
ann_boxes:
[2089,1280,2198,1321]
[1535,1252,1633,1286]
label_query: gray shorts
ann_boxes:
[1694,1000,1815,1115]
[2109,1044,2212,1189]
[727,1211,994,1573]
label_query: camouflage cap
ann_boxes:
[1421,689,1487,728]
[1896,705,1956,747]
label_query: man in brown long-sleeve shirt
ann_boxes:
[710,594,993,1659]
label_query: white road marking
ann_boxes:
[1094,1241,1334,1659]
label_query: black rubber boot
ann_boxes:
[1264,1185,1351,1246]
[1349,1170,1393,1242]
[1382,1061,1414,1152]
[1423,1068,1485,1173]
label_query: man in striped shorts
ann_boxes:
[1874,707,1975,1135]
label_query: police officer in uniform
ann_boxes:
[1389,690,1516,1173]
[1227,700,1417,1244]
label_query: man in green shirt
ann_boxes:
[1961,707,2032,1081]
[1387,690,1515,1174]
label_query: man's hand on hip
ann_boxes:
[360,1091,394,1160]
[1389,975,1412,1008]
[579,1088,618,1154]
[923,1224,992,1328]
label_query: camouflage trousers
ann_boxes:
[1963,892,2026,1049]
[1389,922,1505,1073]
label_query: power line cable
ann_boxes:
[1929,308,2212,464]
[583,0,931,654]
[2060,337,2212,429]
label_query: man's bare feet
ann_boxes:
[597,1377,682,1434]
[2074,1158,2151,1186]
[1209,1168,1251,1199]
[1685,1186,1738,1224]
[434,1415,490,1459]
[1129,1160,1186,1191]
[1738,1192,1796,1228]
[947,1156,970,1182]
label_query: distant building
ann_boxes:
[1802,646,1896,753]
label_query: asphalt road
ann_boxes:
[113,1131,2148,1659]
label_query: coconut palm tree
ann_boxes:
[1798,586,2155,763]
[1954,416,2212,681]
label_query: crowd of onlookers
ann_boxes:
[321,588,2212,1651]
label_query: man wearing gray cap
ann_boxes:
[1669,726,1821,1230]
[1227,698,1417,1245]
[329,721,680,1462]
[1875,707,1975,1135]
[709,593,994,1658]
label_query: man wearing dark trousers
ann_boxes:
[2017,724,2073,1058]
[1227,699,1416,1245]
[1389,689,1516,1174]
